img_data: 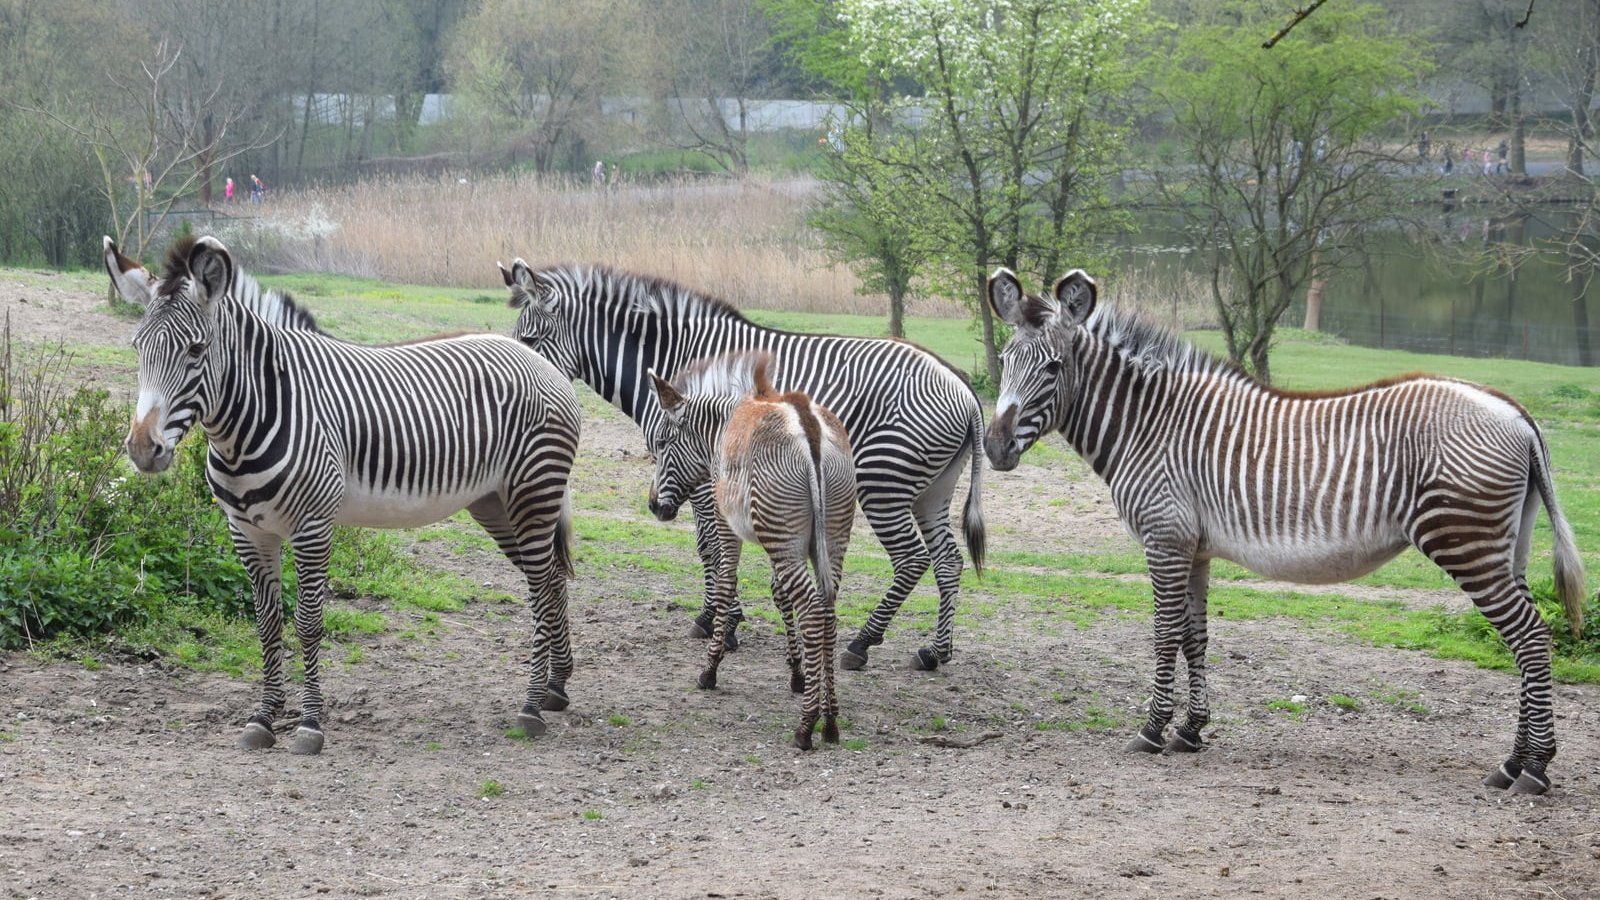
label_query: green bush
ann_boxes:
[0,331,248,649]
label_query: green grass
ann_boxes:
[1327,694,1362,710]
[1265,698,1308,719]
[842,738,869,751]
[1035,706,1125,732]
[607,714,633,727]
[581,809,604,821]
[478,779,505,798]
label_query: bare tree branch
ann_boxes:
[1262,0,1332,49]
[1516,0,1537,28]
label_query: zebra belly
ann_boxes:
[1205,531,1409,585]
[335,479,495,529]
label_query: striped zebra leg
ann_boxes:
[1469,572,1555,795]
[507,481,576,738]
[770,572,806,694]
[287,526,335,755]
[688,485,744,651]
[1128,546,1198,754]
[915,505,963,670]
[1168,560,1212,753]
[697,521,744,691]
[232,524,286,751]
[841,500,929,670]
[774,557,825,750]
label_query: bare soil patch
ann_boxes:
[4,277,1598,900]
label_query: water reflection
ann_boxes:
[1118,206,1600,367]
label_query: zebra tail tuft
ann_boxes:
[963,409,986,576]
[554,488,575,580]
[1533,434,1586,637]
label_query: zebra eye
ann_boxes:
[188,342,207,357]
[1043,358,1062,376]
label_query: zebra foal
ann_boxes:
[646,352,853,749]
[106,235,581,753]
[983,268,1586,795]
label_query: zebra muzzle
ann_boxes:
[983,407,1024,471]
[125,410,174,474]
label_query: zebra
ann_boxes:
[497,260,984,671]
[105,235,582,754]
[645,351,853,749]
[982,267,1587,795]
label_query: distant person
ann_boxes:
[1496,139,1508,174]
[224,177,235,203]
[250,174,265,205]
[1483,148,1493,176]
[592,160,605,187]
[1418,130,1430,161]
[1442,143,1454,175]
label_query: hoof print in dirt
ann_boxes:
[238,720,276,751]
[290,725,325,755]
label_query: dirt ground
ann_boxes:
[4,273,1600,900]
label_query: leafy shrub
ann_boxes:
[0,324,247,648]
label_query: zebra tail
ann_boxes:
[1532,433,1585,637]
[963,408,986,576]
[809,457,836,607]
[554,488,575,580]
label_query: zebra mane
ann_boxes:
[157,235,323,334]
[670,350,775,399]
[1083,304,1240,382]
[544,263,750,323]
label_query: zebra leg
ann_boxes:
[771,571,805,694]
[914,504,963,670]
[841,499,929,671]
[287,527,334,755]
[470,496,569,714]
[505,480,574,737]
[1128,546,1195,754]
[230,523,285,750]
[688,485,744,651]
[1168,559,1212,754]
[775,559,821,750]
[698,522,743,690]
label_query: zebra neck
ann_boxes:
[587,309,766,432]
[198,302,288,464]
[1060,340,1168,484]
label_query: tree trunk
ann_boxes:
[1303,247,1326,331]
[1511,90,1526,176]
[977,266,1000,385]
[887,285,905,338]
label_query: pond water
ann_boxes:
[1118,205,1600,368]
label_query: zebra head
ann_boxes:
[984,267,1097,471]
[106,235,231,473]
[644,369,716,522]
[500,258,582,378]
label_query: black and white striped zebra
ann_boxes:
[498,261,984,671]
[983,268,1587,795]
[646,351,854,749]
[106,236,582,753]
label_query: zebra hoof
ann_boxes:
[912,648,940,671]
[239,719,276,751]
[840,638,872,670]
[1483,760,1522,790]
[822,717,840,744]
[516,710,548,738]
[290,725,325,756]
[697,670,718,690]
[688,611,713,640]
[1124,727,1165,754]
[792,726,815,751]
[1166,727,1203,753]
[541,683,570,712]
[1508,765,1551,796]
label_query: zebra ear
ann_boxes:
[498,261,515,289]
[1053,270,1097,325]
[185,236,234,308]
[103,236,153,306]
[987,268,1026,327]
[648,369,684,413]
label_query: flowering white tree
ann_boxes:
[834,0,1145,382]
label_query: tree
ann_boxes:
[837,0,1145,383]
[648,0,778,174]
[1153,1,1429,382]
[448,0,625,173]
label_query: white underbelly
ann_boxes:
[335,479,494,529]
[1206,529,1409,584]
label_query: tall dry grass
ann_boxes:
[220,170,1219,322]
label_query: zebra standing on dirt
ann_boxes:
[498,261,984,671]
[983,268,1586,795]
[645,351,854,749]
[106,235,582,753]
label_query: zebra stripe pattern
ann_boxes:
[983,268,1586,795]
[499,261,984,671]
[646,351,854,749]
[106,236,581,753]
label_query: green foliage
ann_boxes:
[581,809,604,821]
[478,779,505,798]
